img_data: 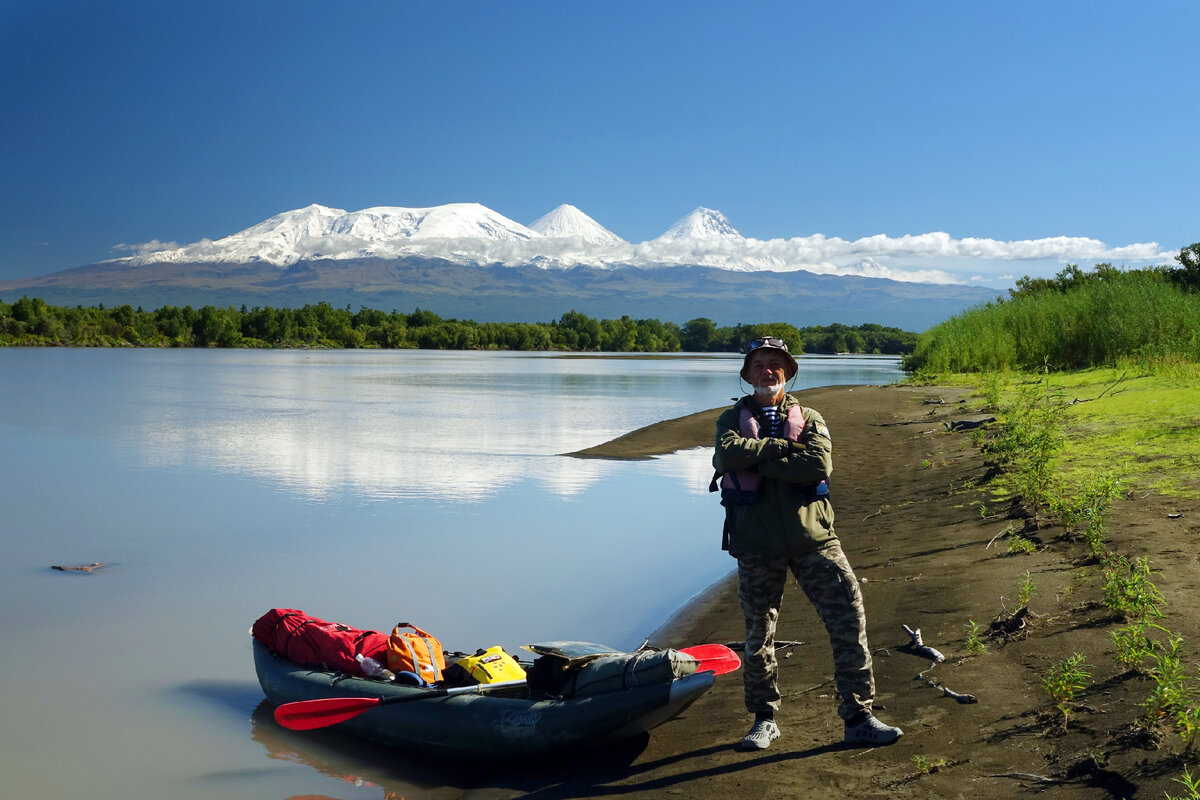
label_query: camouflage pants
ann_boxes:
[736,545,874,721]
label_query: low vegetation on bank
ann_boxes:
[903,244,1200,794]
[0,298,917,355]
[936,365,1200,794]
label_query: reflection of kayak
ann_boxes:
[252,639,717,758]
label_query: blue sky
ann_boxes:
[2,0,1197,286]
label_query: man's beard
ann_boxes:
[754,381,784,400]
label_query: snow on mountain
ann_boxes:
[654,207,742,241]
[133,203,541,266]
[529,204,625,244]
[191,203,347,264]
[843,257,890,278]
[117,201,961,284]
[332,203,540,242]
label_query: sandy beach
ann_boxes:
[483,382,1200,800]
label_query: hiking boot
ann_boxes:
[737,717,780,751]
[844,713,903,745]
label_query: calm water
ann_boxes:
[0,349,902,800]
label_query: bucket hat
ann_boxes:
[741,336,798,381]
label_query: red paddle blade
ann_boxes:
[273,695,384,730]
[679,643,741,676]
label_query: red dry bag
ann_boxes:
[251,608,389,678]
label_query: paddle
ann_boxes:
[274,644,741,731]
[274,678,529,730]
[679,643,741,676]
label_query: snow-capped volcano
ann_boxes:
[136,202,541,266]
[529,204,625,244]
[114,200,962,284]
[654,207,742,241]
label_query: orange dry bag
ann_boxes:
[385,622,446,684]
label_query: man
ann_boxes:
[712,336,902,750]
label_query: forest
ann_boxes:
[0,298,918,355]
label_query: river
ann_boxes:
[0,348,903,799]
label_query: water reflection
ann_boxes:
[117,351,901,502]
[248,701,651,799]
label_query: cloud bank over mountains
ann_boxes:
[114,202,1172,286]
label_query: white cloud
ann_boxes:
[112,239,180,256]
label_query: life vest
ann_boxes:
[718,404,806,504]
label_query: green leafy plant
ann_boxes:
[1043,652,1091,726]
[912,754,947,774]
[978,369,1070,523]
[1017,570,1036,608]
[1007,535,1037,555]
[1102,554,1166,622]
[1111,623,1159,673]
[980,372,1004,412]
[964,620,988,655]
[1143,634,1196,727]
[1166,767,1200,800]
[1049,471,1123,561]
[1176,704,1200,757]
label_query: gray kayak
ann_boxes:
[252,638,715,758]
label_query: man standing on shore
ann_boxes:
[712,336,902,750]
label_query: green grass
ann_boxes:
[930,365,1200,499]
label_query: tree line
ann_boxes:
[0,297,918,355]
[904,244,1200,373]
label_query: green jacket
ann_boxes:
[712,394,837,556]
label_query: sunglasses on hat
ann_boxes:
[746,336,789,353]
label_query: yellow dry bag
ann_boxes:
[454,646,526,684]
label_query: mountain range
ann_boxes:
[0,203,1002,331]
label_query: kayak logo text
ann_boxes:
[500,708,541,736]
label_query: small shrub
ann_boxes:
[1017,570,1036,608]
[1043,653,1092,726]
[1176,704,1200,757]
[1143,634,1195,726]
[980,372,1004,411]
[1102,554,1166,622]
[964,620,988,655]
[1111,623,1158,673]
[1007,535,1037,555]
[1166,767,1200,800]
[913,754,947,774]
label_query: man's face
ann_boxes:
[746,350,788,398]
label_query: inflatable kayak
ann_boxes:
[252,638,723,758]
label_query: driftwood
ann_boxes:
[989,606,1033,638]
[984,772,1062,785]
[901,625,945,663]
[899,625,979,703]
[51,562,105,573]
[924,677,977,704]
[944,417,996,432]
